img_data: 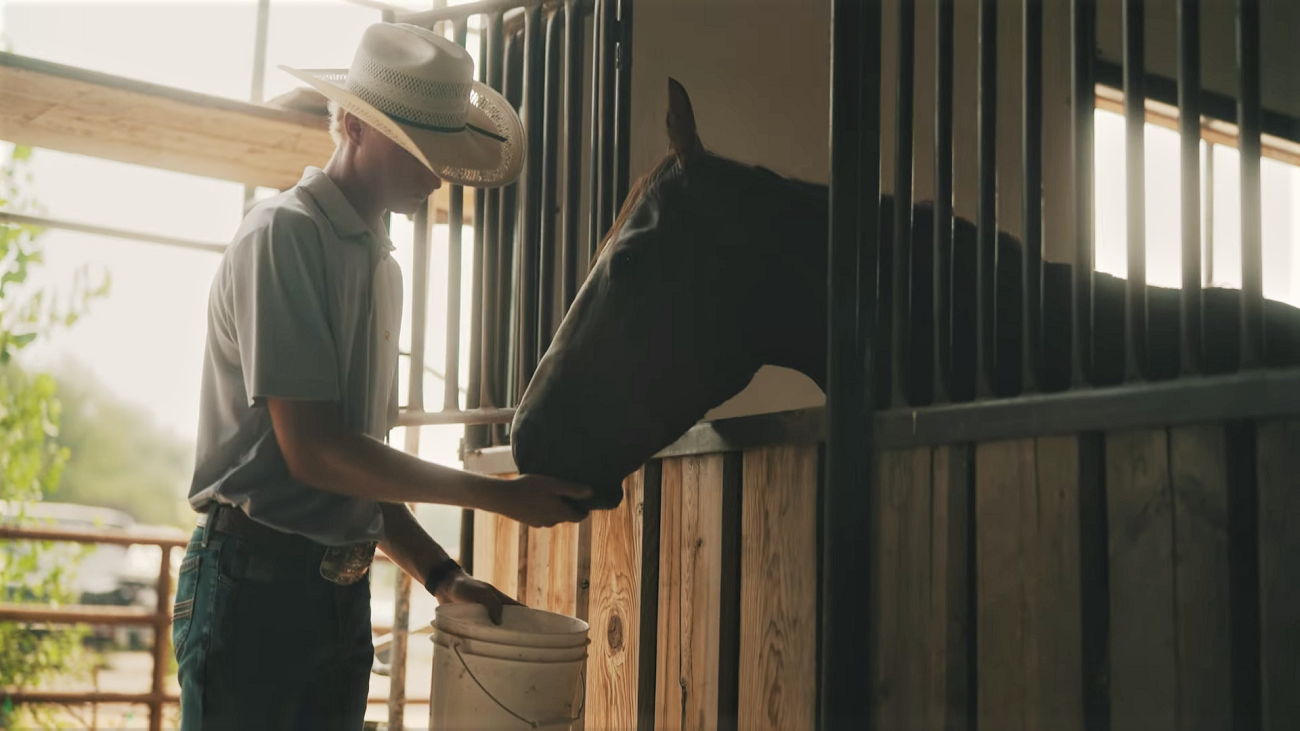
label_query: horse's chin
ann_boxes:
[568,481,627,512]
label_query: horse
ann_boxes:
[510,78,1300,511]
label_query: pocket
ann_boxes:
[171,553,201,657]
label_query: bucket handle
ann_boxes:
[451,641,587,729]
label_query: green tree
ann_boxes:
[1,143,110,728]
[47,359,194,528]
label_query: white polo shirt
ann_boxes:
[188,167,403,546]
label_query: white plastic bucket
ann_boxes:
[429,604,589,730]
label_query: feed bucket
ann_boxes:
[429,604,589,730]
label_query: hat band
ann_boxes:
[382,109,510,144]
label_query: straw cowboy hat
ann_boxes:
[279,22,525,188]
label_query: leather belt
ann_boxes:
[196,503,377,585]
[197,504,328,562]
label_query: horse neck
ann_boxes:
[753,176,829,390]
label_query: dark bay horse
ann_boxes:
[511,79,1300,510]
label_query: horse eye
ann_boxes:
[610,249,639,280]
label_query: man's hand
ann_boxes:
[483,475,594,528]
[432,569,522,625]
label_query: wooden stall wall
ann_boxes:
[470,417,1298,730]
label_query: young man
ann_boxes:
[174,23,590,729]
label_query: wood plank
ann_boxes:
[975,437,1084,731]
[656,455,725,731]
[738,445,818,731]
[1106,428,1177,731]
[1169,425,1232,730]
[470,509,520,600]
[523,521,580,615]
[872,447,933,728]
[1257,419,1300,731]
[586,467,649,730]
[975,439,1033,730]
[1,56,473,218]
[1031,436,1084,730]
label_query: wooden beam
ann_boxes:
[0,52,473,223]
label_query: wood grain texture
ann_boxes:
[1106,428,1177,731]
[656,455,725,731]
[1257,419,1300,731]
[524,520,581,615]
[738,445,818,731]
[975,437,1083,731]
[586,467,648,730]
[1169,425,1232,730]
[872,447,935,728]
[471,509,521,599]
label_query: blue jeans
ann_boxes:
[172,523,374,730]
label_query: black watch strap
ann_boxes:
[423,557,462,594]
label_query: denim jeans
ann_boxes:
[172,523,374,730]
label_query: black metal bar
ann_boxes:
[822,0,880,726]
[613,0,633,204]
[444,17,469,414]
[516,6,544,402]
[1177,0,1202,376]
[1072,0,1095,388]
[471,11,503,448]
[537,8,563,355]
[976,0,998,397]
[488,14,506,442]
[586,0,606,264]
[1225,421,1263,727]
[635,460,663,731]
[1123,0,1148,382]
[1205,142,1215,285]
[933,0,953,405]
[497,30,520,426]
[1237,0,1263,369]
[464,73,485,448]
[716,452,743,731]
[561,0,585,313]
[458,508,475,574]
[597,0,616,240]
[890,0,915,408]
[1023,0,1043,394]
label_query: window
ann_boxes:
[1092,93,1300,308]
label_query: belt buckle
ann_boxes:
[319,541,377,586]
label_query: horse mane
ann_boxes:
[585,151,828,274]
[587,154,681,273]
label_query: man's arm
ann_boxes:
[377,502,520,623]
[268,398,590,528]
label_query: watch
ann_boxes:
[423,557,462,596]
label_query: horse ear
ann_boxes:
[666,77,702,165]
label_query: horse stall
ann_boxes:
[394,0,1300,728]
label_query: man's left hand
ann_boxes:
[431,570,522,625]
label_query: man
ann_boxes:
[173,23,590,730]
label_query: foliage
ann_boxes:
[1,143,110,729]
[47,359,194,528]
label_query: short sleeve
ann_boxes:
[227,210,340,407]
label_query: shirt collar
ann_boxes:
[297,166,396,254]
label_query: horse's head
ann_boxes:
[511,79,827,509]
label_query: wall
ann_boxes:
[628,0,1300,420]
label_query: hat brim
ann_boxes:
[279,65,525,189]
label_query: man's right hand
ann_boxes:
[487,475,593,528]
